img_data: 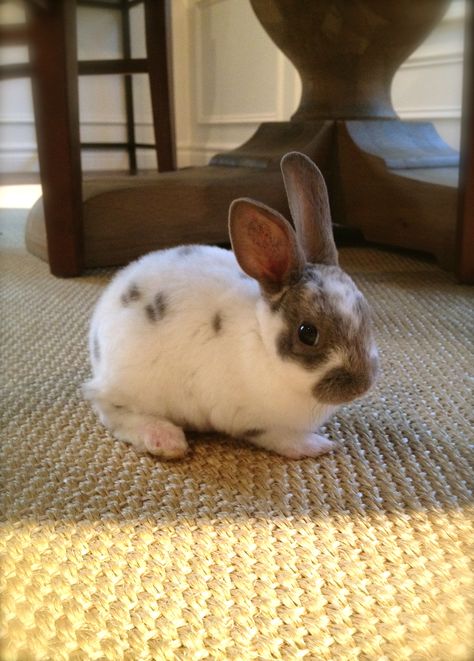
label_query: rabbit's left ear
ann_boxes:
[281,151,338,266]
[229,197,305,294]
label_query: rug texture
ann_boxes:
[1,208,473,661]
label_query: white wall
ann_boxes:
[0,0,466,174]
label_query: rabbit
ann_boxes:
[83,151,378,460]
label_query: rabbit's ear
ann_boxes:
[281,151,338,266]
[229,197,304,294]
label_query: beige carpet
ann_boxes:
[1,208,473,661]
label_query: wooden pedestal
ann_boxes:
[26,0,462,273]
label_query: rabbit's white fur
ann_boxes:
[84,152,377,459]
[85,246,338,458]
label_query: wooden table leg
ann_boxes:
[457,3,474,283]
[28,1,83,277]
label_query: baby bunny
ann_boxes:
[84,152,378,459]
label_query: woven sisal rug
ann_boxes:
[1,208,473,660]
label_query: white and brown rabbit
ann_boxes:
[84,152,378,459]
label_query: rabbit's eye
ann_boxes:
[298,323,319,346]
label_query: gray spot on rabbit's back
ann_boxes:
[93,334,100,362]
[243,428,265,439]
[121,282,141,305]
[212,312,223,334]
[145,292,168,322]
[178,244,199,257]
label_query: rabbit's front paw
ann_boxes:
[295,433,335,458]
[143,420,189,459]
[275,433,335,459]
[249,429,335,459]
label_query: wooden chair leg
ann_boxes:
[28,1,84,277]
[144,0,176,172]
[120,0,137,174]
[457,2,474,283]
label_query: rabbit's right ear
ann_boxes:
[229,197,305,295]
[281,152,338,266]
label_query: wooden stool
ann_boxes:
[1,0,175,276]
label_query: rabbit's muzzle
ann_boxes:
[313,350,379,405]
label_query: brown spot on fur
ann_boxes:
[243,428,265,438]
[178,245,198,256]
[145,292,168,322]
[212,312,223,334]
[93,334,100,362]
[121,282,141,305]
